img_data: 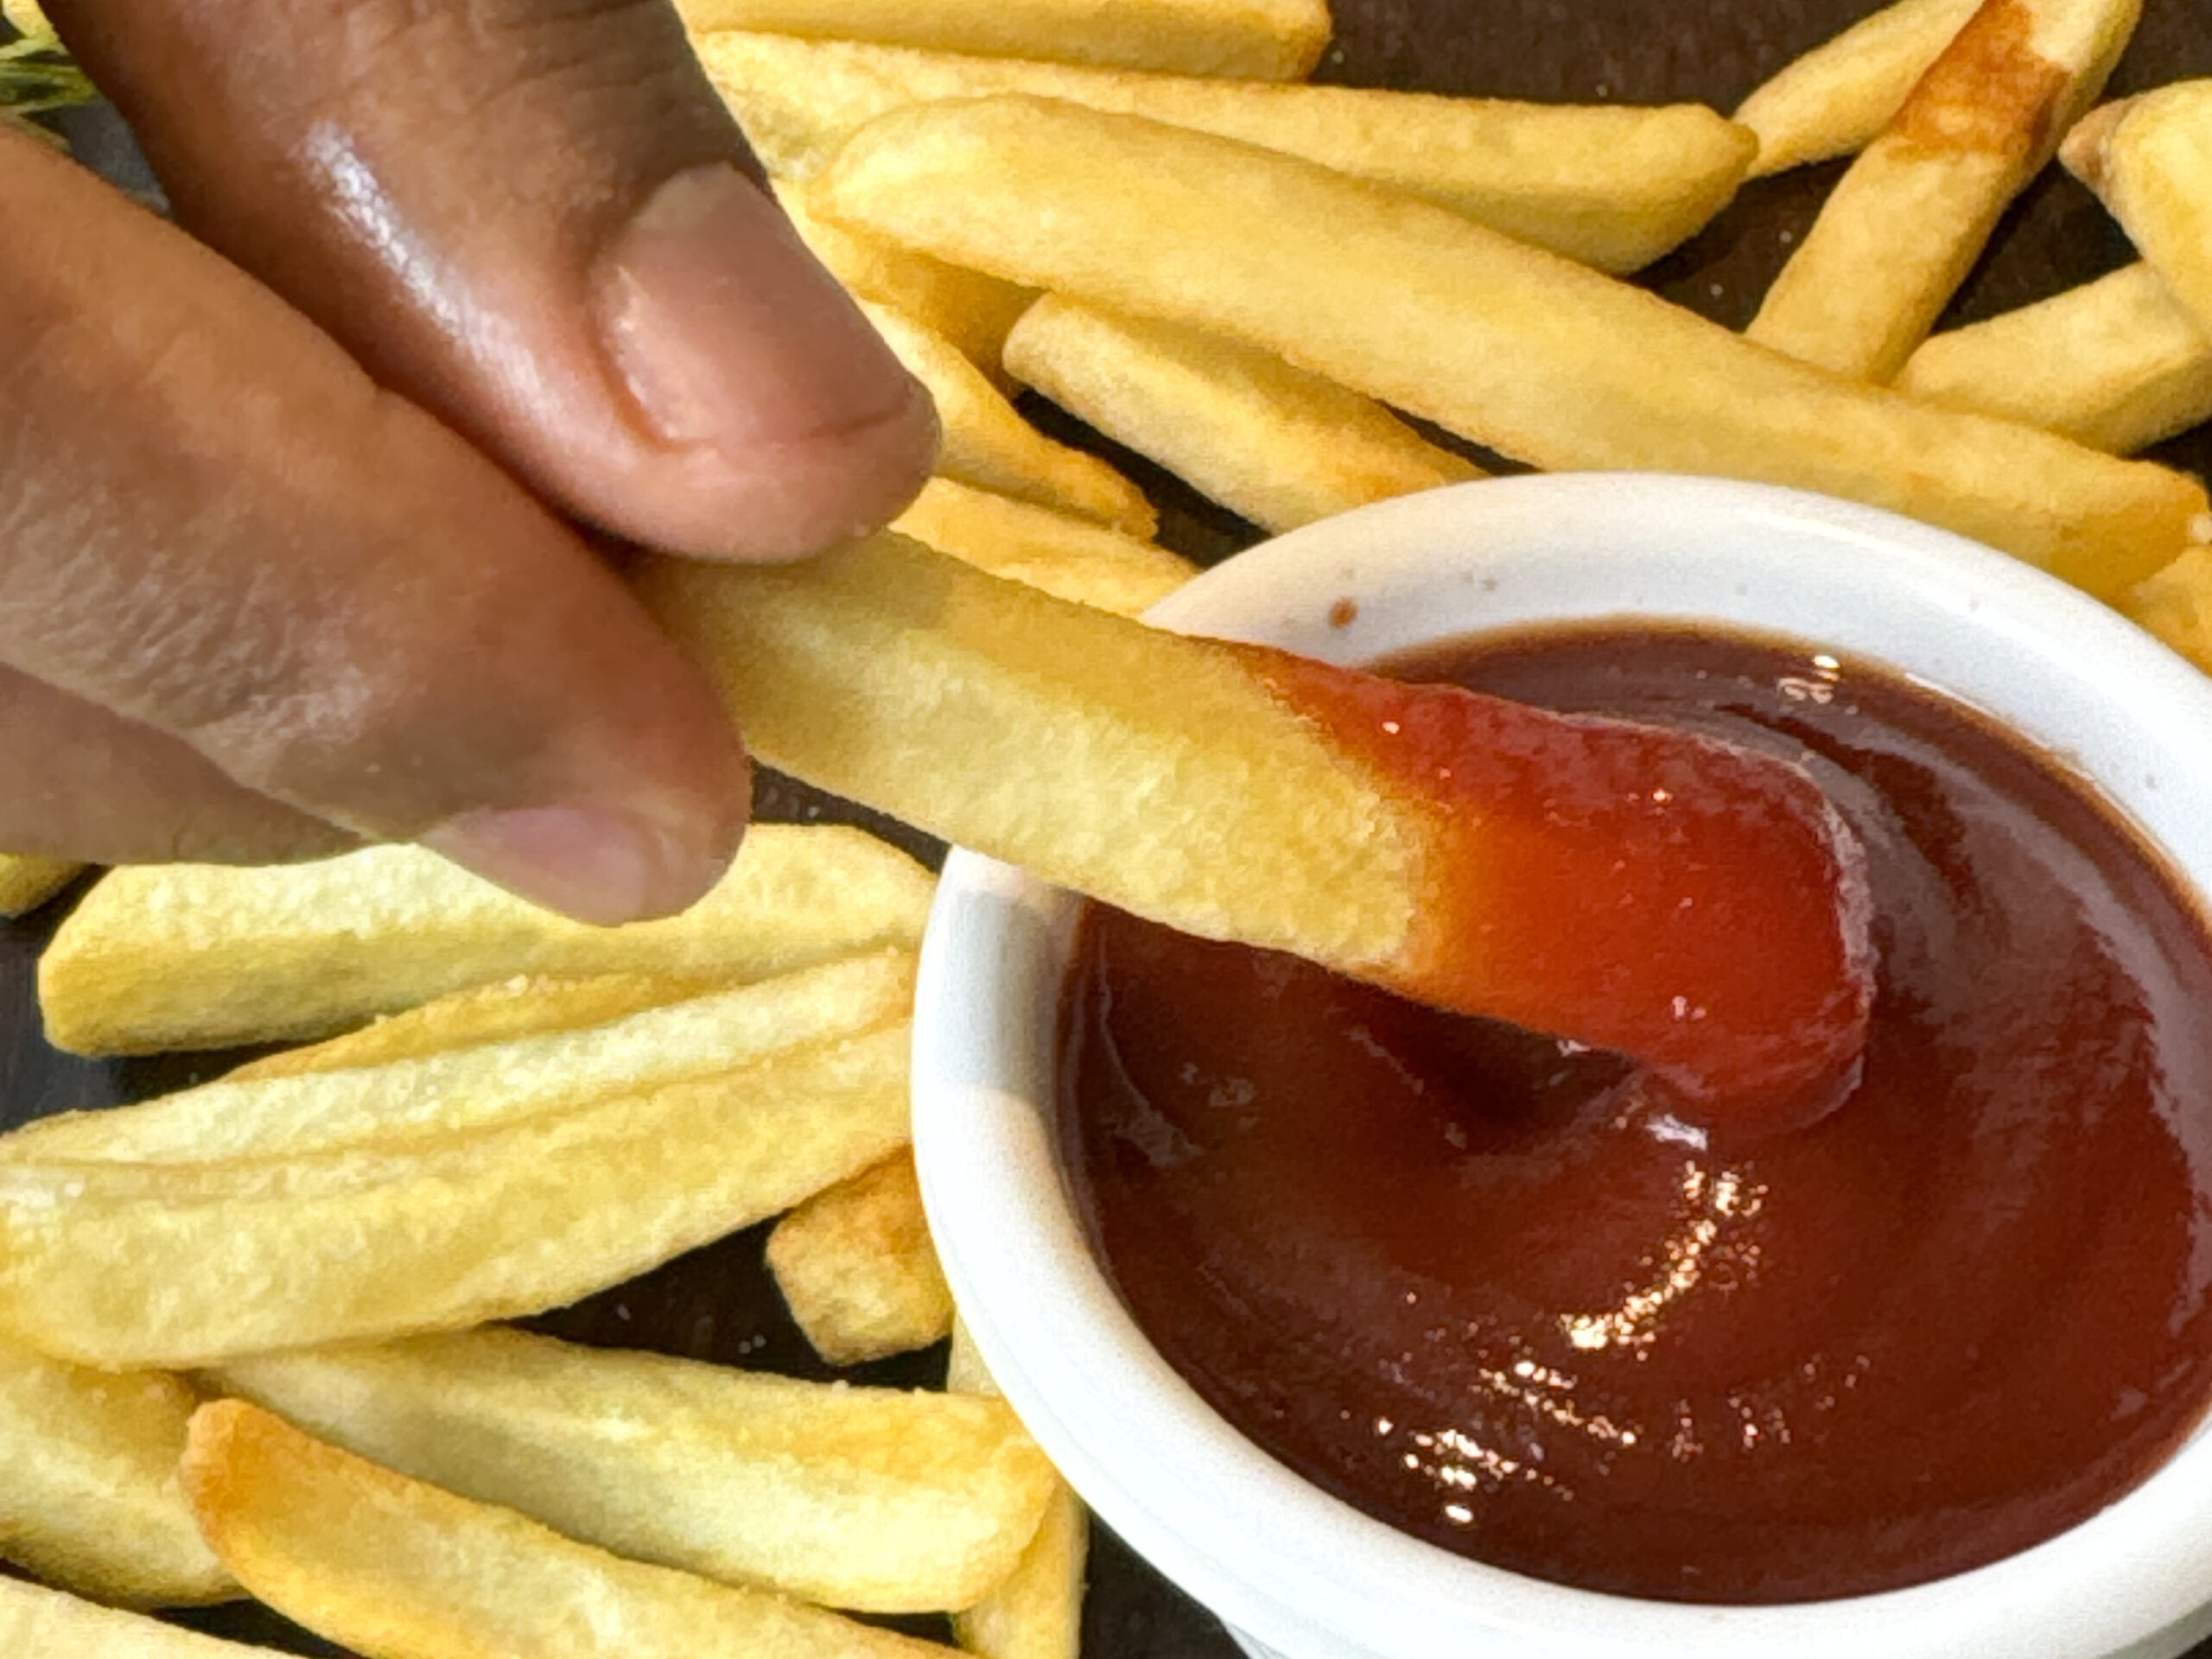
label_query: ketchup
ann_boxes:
[1059,626,2212,1604]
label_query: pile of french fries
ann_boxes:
[14,0,2212,1653]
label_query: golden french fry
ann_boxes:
[0,1575,271,1657]
[183,1401,963,1659]
[946,1320,1088,1659]
[781,190,1035,379]
[768,1153,953,1363]
[1003,296,1483,533]
[38,823,931,1056]
[0,1024,912,1368]
[210,1325,1054,1614]
[0,855,79,918]
[2062,83,2212,344]
[0,1339,234,1607]
[1746,0,2139,383]
[229,970,728,1082]
[677,0,1328,79]
[2122,546,2212,673]
[8,952,915,1164]
[1897,262,2212,454]
[863,298,1156,533]
[893,478,1197,617]
[813,97,2209,596]
[698,31,1755,274]
[1733,0,1983,176]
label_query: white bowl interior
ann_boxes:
[912,474,2212,1659]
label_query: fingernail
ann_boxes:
[597,163,925,452]
[421,804,731,925]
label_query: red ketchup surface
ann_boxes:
[1058,625,2212,1604]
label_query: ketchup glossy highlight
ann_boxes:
[1059,626,2212,1604]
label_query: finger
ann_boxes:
[0,125,747,923]
[47,0,940,563]
[0,667,353,867]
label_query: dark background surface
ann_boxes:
[8,0,2212,1651]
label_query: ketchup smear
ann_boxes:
[1060,625,2212,1604]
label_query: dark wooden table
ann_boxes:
[11,0,2212,1651]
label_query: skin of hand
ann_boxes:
[0,0,940,924]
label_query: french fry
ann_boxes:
[1734,0,1984,176]
[677,0,1329,80]
[2062,84,2212,342]
[768,1153,953,1363]
[0,1339,234,1607]
[1003,296,1484,533]
[2122,545,2212,673]
[781,191,1034,379]
[811,97,2209,596]
[947,1321,1088,1659]
[1896,262,2212,453]
[0,1575,270,1657]
[38,823,931,1056]
[228,970,727,1082]
[0,1023,912,1367]
[1745,0,2139,383]
[697,31,1756,274]
[863,298,1157,533]
[183,1401,963,1659]
[893,478,1197,617]
[0,855,78,918]
[7,952,915,1164]
[209,1325,1053,1613]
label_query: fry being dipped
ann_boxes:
[640,531,1871,1134]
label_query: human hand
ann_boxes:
[0,0,938,923]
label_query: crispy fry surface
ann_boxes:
[1735,0,1984,175]
[1745,0,2140,382]
[815,97,2207,594]
[0,1339,234,1607]
[1897,261,2212,452]
[8,951,914,1163]
[678,0,1330,79]
[183,1401,963,1659]
[0,855,79,918]
[2124,545,2212,672]
[1003,296,1483,532]
[701,30,1753,272]
[38,824,931,1055]
[2062,82,2212,340]
[769,1153,954,1363]
[0,1025,912,1367]
[0,1576,269,1657]
[209,1326,1055,1614]
[892,478,1196,616]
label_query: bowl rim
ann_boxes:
[912,474,2212,1659]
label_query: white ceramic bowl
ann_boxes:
[911,474,2212,1659]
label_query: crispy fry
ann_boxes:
[1003,296,1483,532]
[0,1024,912,1367]
[38,823,931,1056]
[699,31,1755,274]
[0,1339,234,1607]
[229,970,726,1081]
[1734,0,1984,176]
[813,97,2209,595]
[946,1320,1088,1659]
[8,952,915,1163]
[2122,545,2212,673]
[1897,261,2212,453]
[0,855,79,918]
[769,1153,953,1363]
[781,191,1035,379]
[209,1325,1055,1614]
[1746,0,2139,383]
[2062,83,2212,344]
[677,0,1329,79]
[183,1401,963,1659]
[893,479,1196,616]
[863,299,1156,533]
[0,1576,270,1657]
